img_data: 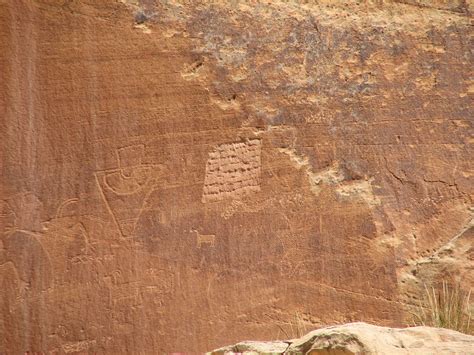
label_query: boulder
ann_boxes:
[212,323,474,354]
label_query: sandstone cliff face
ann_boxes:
[0,0,472,352]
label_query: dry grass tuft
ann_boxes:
[412,281,472,335]
[276,311,311,340]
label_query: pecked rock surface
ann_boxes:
[211,322,474,354]
[0,0,472,353]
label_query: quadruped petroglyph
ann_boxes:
[191,228,216,248]
[95,145,164,239]
[202,139,262,203]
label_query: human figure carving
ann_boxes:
[0,197,53,292]
[42,198,92,265]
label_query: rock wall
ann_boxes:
[0,0,472,352]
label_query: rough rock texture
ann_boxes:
[0,0,472,353]
[213,340,291,354]
[212,322,474,354]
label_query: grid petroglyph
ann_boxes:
[202,139,262,202]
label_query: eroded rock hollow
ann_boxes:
[0,0,472,352]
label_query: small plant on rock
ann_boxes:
[412,281,472,335]
[276,311,311,340]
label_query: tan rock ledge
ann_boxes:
[210,322,474,354]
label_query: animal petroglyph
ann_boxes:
[192,229,216,248]
[95,145,163,239]
[202,139,262,202]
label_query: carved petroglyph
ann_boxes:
[45,221,92,265]
[1,193,99,290]
[0,194,54,291]
[55,198,80,219]
[2,230,53,291]
[192,229,216,248]
[41,198,93,262]
[0,261,21,297]
[202,139,262,202]
[95,145,163,239]
[0,200,16,236]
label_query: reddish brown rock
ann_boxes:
[0,0,472,352]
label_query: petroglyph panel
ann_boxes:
[1,0,472,353]
[202,139,262,202]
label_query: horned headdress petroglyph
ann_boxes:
[95,144,164,239]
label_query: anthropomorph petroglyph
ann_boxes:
[95,144,164,239]
[41,197,93,265]
[202,139,262,203]
[0,197,53,292]
[0,201,16,236]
